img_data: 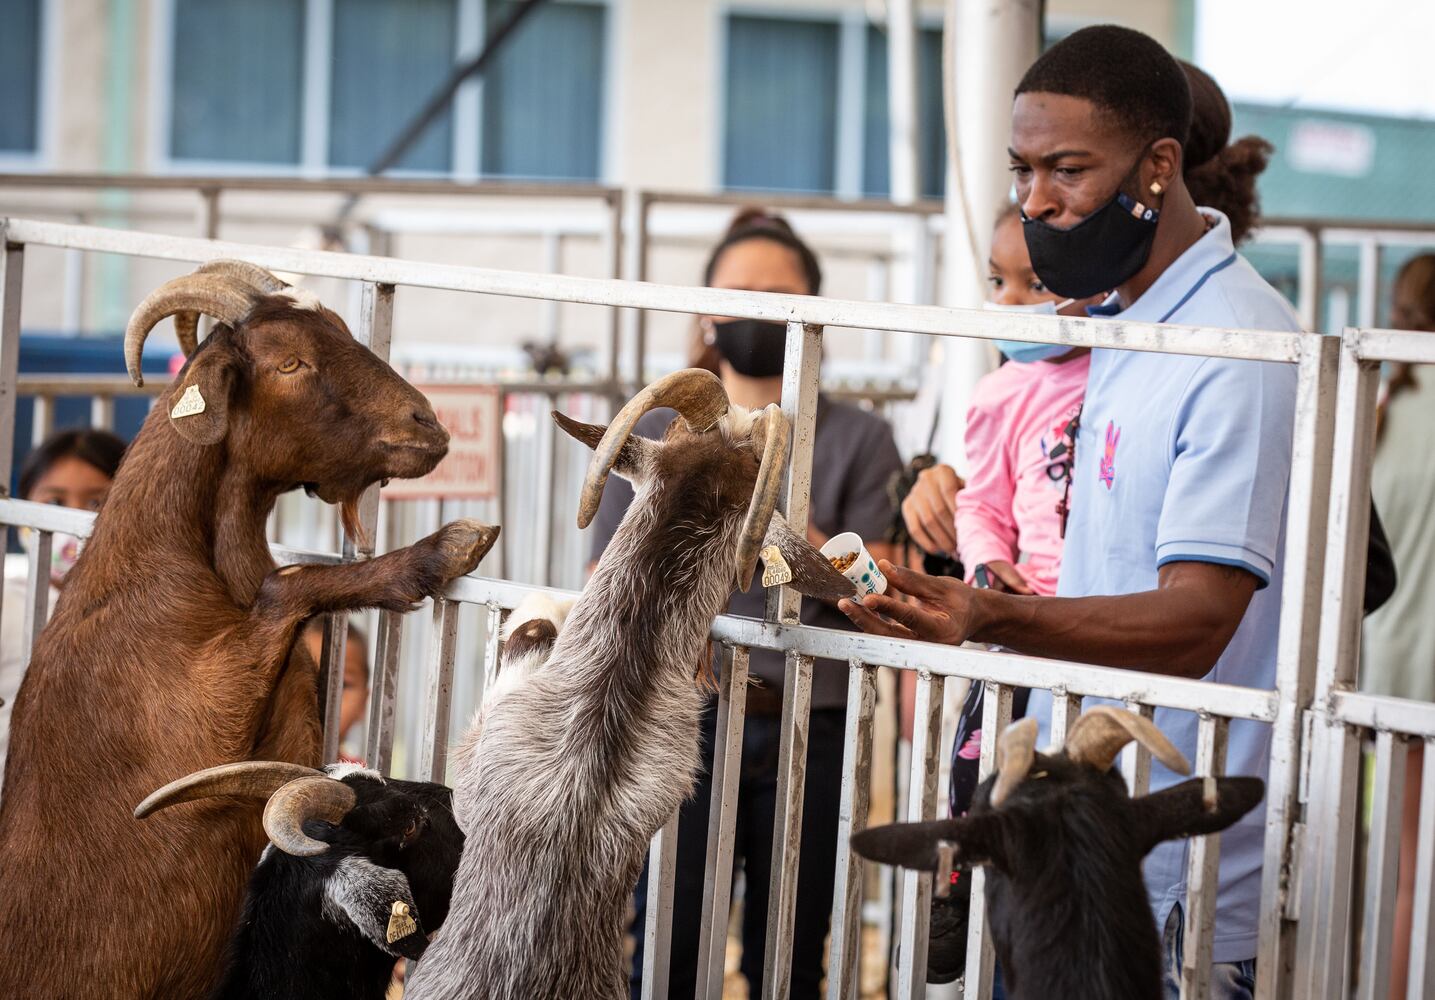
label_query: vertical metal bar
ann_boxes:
[90,395,114,431]
[417,597,460,783]
[1257,335,1338,996]
[762,321,823,1000]
[1296,721,1363,997]
[0,238,25,498]
[1357,730,1408,1000]
[896,669,946,1000]
[197,187,220,239]
[348,282,395,560]
[1048,688,1082,747]
[536,394,557,586]
[364,608,403,774]
[962,681,1014,999]
[1297,228,1323,331]
[319,613,350,763]
[1121,700,1156,798]
[825,660,879,1000]
[1180,714,1229,1000]
[632,193,650,385]
[30,395,53,448]
[604,191,623,391]
[641,809,680,1000]
[480,602,503,698]
[22,529,52,663]
[1407,737,1435,998]
[1355,238,1381,330]
[696,645,751,1000]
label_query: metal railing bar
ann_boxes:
[1407,737,1435,997]
[319,613,350,764]
[640,188,943,217]
[0,219,1310,363]
[22,529,51,663]
[417,597,460,783]
[641,810,680,1000]
[896,669,947,1000]
[0,172,623,202]
[480,602,503,699]
[364,609,404,774]
[1179,714,1229,999]
[696,645,751,1000]
[30,395,53,449]
[962,680,1013,999]
[1048,687,1083,747]
[1351,328,1435,366]
[0,242,23,497]
[825,659,878,1000]
[1121,700,1156,798]
[1329,691,1435,740]
[1357,730,1408,1000]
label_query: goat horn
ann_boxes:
[263,775,358,857]
[575,368,729,528]
[735,404,789,591]
[991,717,1038,807]
[1063,705,1191,776]
[170,261,290,357]
[124,270,264,387]
[134,761,322,819]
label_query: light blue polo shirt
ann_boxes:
[1027,210,1300,963]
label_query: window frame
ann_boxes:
[149,0,616,180]
[0,0,58,171]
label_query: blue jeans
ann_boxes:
[985,903,1254,1000]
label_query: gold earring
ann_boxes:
[1149,181,1164,196]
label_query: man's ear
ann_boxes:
[1147,137,1183,202]
[168,337,239,446]
[1135,776,1265,855]
[551,411,654,481]
[850,814,1005,872]
[320,857,429,960]
[760,511,858,602]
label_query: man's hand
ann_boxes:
[838,561,980,645]
[901,464,963,556]
[979,559,1034,595]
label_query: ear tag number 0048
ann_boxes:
[170,384,206,419]
[386,901,418,943]
[760,544,793,589]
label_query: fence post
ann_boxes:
[762,321,823,1000]
[0,235,24,497]
[895,669,946,1000]
[825,660,878,1000]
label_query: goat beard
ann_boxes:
[339,497,369,551]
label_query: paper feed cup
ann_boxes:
[820,532,887,596]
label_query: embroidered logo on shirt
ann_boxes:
[1099,420,1121,490]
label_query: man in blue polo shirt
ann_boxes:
[841,26,1298,997]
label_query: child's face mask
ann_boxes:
[19,529,85,587]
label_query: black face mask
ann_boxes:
[1021,156,1160,300]
[712,319,788,378]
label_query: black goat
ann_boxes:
[137,761,463,1000]
[851,707,1265,1000]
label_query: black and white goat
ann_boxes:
[405,369,857,1000]
[136,760,463,1000]
[852,707,1265,1000]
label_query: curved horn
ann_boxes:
[263,775,358,857]
[135,760,321,820]
[1063,705,1191,776]
[735,404,789,591]
[991,717,1038,807]
[576,368,730,528]
[124,271,262,387]
[171,261,290,356]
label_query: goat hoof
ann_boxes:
[430,519,501,580]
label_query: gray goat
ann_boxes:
[405,369,856,1000]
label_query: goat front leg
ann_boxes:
[254,519,500,628]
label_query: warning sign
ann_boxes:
[381,385,502,500]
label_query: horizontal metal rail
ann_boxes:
[1,218,1307,361]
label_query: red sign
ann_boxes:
[381,385,501,500]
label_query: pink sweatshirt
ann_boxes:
[956,353,1089,597]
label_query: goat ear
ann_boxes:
[551,411,652,480]
[850,814,1005,872]
[168,337,238,446]
[320,856,429,960]
[760,511,859,601]
[1134,776,1265,854]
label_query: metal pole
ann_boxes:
[0,236,25,497]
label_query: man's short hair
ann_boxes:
[1016,25,1192,153]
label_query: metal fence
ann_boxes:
[0,215,1424,1000]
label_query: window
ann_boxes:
[164,0,607,179]
[863,26,946,199]
[723,15,840,193]
[721,14,945,199]
[170,0,306,165]
[481,1,608,180]
[329,0,457,171]
[0,0,43,156]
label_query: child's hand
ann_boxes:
[902,464,964,556]
[982,560,1034,595]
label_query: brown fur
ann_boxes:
[0,299,498,999]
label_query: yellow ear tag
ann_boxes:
[760,544,793,589]
[386,900,418,943]
[170,384,206,419]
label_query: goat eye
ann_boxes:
[403,819,419,842]
[278,357,304,374]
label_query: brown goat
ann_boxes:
[0,261,500,998]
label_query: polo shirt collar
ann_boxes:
[1085,208,1236,321]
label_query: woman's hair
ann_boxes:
[18,428,127,499]
[1380,254,1435,425]
[1180,61,1273,245]
[690,207,823,371]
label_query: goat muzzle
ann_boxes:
[124,259,286,387]
[991,717,1038,808]
[1063,705,1191,776]
[575,368,730,527]
[263,775,358,857]
[134,760,324,820]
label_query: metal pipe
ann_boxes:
[1357,730,1408,1000]
[825,660,878,1000]
[1180,714,1230,998]
[641,810,680,1000]
[961,681,1014,998]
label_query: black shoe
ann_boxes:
[926,874,971,984]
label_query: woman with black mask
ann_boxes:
[589,207,903,1000]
